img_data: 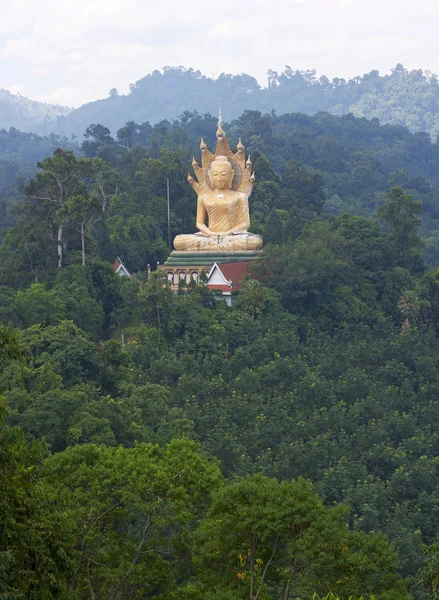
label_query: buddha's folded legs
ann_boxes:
[174,233,263,252]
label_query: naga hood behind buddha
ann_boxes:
[173,122,263,252]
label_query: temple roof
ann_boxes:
[113,257,133,278]
[216,261,251,285]
[207,261,252,290]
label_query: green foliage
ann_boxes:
[137,270,175,332]
[377,187,423,271]
[81,123,114,157]
[279,160,325,214]
[42,439,222,599]
[264,209,284,244]
[0,323,22,366]
[191,475,405,599]
[2,283,67,327]
[5,108,439,599]
[237,277,278,321]
[0,332,72,599]
[0,280,105,338]
[419,538,439,599]
[0,400,73,599]
[64,194,101,265]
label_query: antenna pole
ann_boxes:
[166,177,171,251]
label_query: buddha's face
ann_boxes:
[210,157,234,190]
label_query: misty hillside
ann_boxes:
[0,89,70,134]
[49,64,439,140]
[4,65,439,140]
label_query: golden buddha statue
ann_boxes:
[173,122,263,252]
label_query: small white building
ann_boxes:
[206,261,251,306]
[112,257,133,278]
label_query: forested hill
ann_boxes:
[4,64,439,139]
[0,128,77,232]
[0,88,70,133]
[52,64,439,139]
[3,110,439,597]
[5,107,439,597]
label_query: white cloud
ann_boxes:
[6,83,26,95]
[0,38,32,59]
[207,19,273,40]
[1,0,439,107]
[37,86,76,106]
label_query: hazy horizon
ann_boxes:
[1,62,431,111]
[2,0,439,108]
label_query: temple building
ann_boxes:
[113,257,133,278]
[206,261,252,306]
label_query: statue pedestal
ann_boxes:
[159,250,261,290]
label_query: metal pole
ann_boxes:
[166,177,171,251]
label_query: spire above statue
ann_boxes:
[173,120,263,252]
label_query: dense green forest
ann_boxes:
[4,64,439,139]
[0,128,76,232]
[4,109,439,263]
[4,109,439,598]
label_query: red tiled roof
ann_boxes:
[216,261,251,285]
[112,257,134,278]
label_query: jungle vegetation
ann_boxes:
[3,109,439,598]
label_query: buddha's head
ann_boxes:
[210,156,234,191]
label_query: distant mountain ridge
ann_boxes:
[0,89,70,134]
[3,64,439,139]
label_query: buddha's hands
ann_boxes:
[196,225,233,238]
[207,230,245,237]
[210,230,240,237]
[196,224,213,237]
[196,226,243,238]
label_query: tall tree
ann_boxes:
[25,149,88,268]
[137,270,174,334]
[377,186,423,272]
[81,124,114,158]
[64,194,101,266]
[279,160,325,214]
[191,475,406,600]
[238,278,272,321]
[264,208,284,245]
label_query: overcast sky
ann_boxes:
[1,0,438,108]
